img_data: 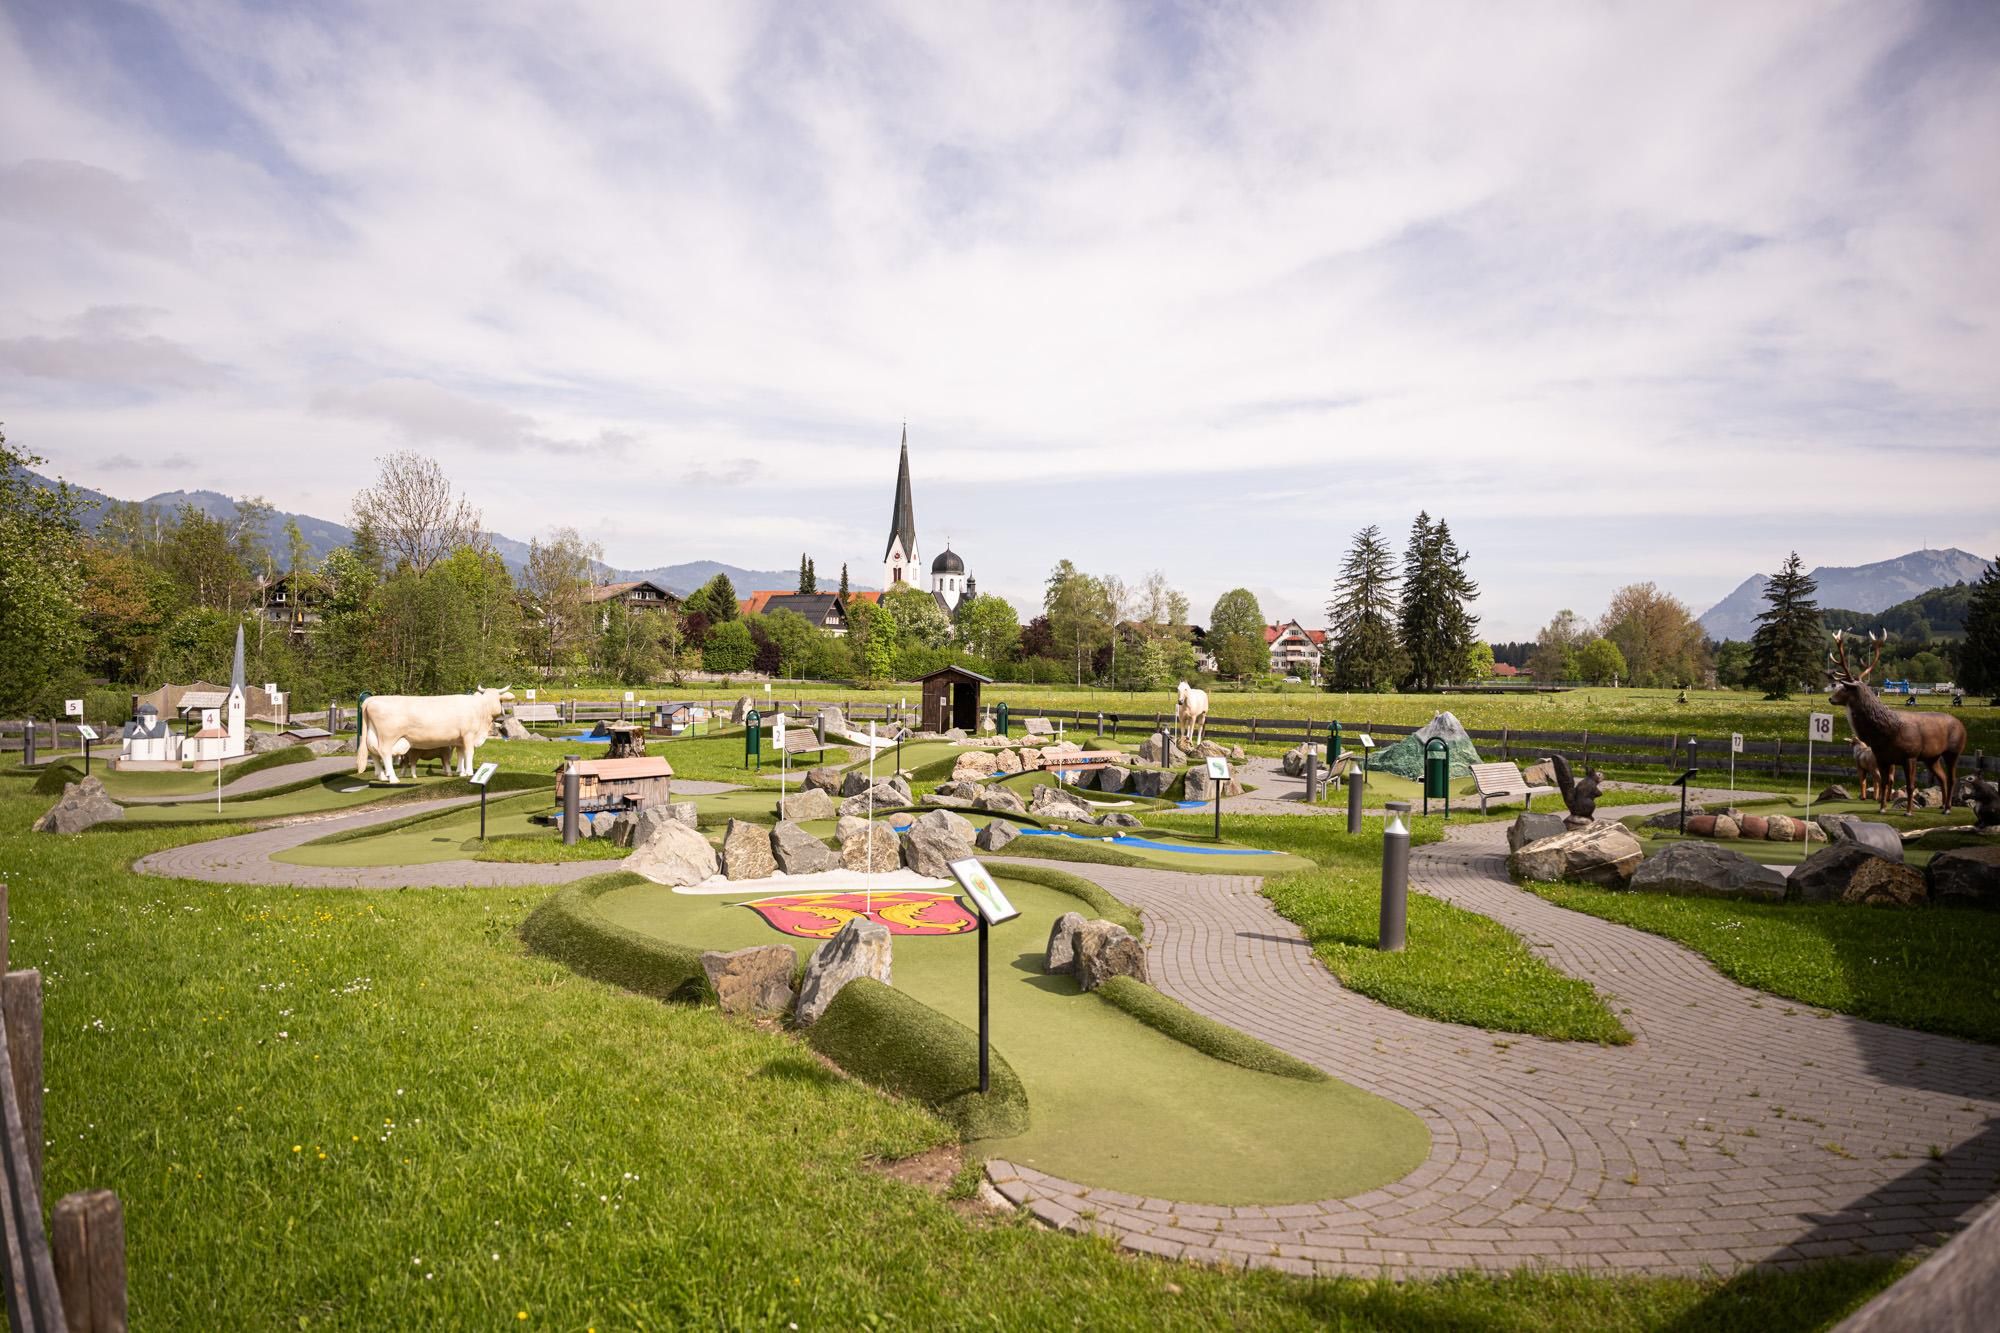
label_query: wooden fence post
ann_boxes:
[3,968,43,1201]
[52,1190,126,1333]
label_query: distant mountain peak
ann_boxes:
[1699,548,1988,641]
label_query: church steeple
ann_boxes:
[881,423,920,588]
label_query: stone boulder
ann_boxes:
[1045,911,1087,973]
[1023,717,1054,737]
[1095,764,1130,794]
[1281,744,1317,777]
[794,918,892,1026]
[900,810,976,877]
[1628,842,1786,902]
[1789,844,1887,904]
[993,749,1023,774]
[1028,784,1094,822]
[1071,919,1148,991]
[307,738,352,756]
[770,820,838,876]
[32,777,123,834]
[1129,768,1171,799]
[730,696,753,723]
[976,819,1020,852]
[1928,846,2000,910]
[246,730,297,754]
[1840,857,1927,907]
[1136,732,1183,767]
[1017,747,1045,771]
[839,821,900,873]
[498,714,532,740]
[1523,759,1559,788]
[1097,812,1142,829]
[1508,822,1645,887]
[803,765,844,795]
[1737,814,1769,840]
[1818,785,1852,803]
[777,787,836,822]
[1183,766,1243,803]
[952,751,999,781]
[1764,815,1799,842]
[834,814,869,842]
[923,793,975,809]
[817,705,849,734]
[838,779,912,818]
[840,770,874,798]
[931,779,981,802]
[720,818,778,880]
[701,945,796,1016]
[1644,806,1704,829]
[626,817,720,887]
[972,785,1026,816]
[1507,812,1570,852]
[1819,816,1904,861]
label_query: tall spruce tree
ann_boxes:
[1962,555,2000,698]
[1325,525,1404,691]
[1748,552,1821,699]
[797,554,809,593]
[838,563,850,599]
[804,558,816,593]
[1396,512,1481,690]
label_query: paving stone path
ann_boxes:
[116,754,359,803]
[986,817,2000,1277]
[133,780,742,888]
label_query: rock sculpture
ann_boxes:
[795,917,892,1026]
[1550,753,1604,822]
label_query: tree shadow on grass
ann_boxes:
[753,1053,844,1088]
[1651,1258,1904,1333]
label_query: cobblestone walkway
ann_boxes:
[986,820,2000,1276]
[117,754,358,803]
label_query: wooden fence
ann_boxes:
[0,882,127,1332]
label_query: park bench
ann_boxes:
[513,703,560,723]
[1471,762,1556,814]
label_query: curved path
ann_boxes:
[985,820,2000,1277]
[133,779,742,888]
[117,754,358,803]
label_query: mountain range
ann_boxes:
[13,468,811,597]
[1698,548,1990,641]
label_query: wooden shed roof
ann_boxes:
[561,757,674,780]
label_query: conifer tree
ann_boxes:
[1961,555,2000,698]
[1395,512,1481,690]
[1325,525,1404,692]
[1748,552,1821,699]
[838,563,850,599]
[797,554,809,593]
[804,558,816,593]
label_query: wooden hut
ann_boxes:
[918,665,992,734]
[556,756,674,812]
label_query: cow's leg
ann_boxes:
[459,735,475,776]
[356,727,371,777]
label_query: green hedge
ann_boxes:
[518,875,711,1004]
[1091,976,1326,1081]
[805,978,1029,1140]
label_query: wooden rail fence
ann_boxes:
[0,882,127,1333]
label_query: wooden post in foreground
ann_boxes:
[51,1190,127,1333]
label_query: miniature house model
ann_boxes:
[119,704,174,763]
[119,626,252,769]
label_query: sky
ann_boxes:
[3,0,1997,641]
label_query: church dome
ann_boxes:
[931,548,964,575]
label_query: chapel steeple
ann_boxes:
[881,424,920,589]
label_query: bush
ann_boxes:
[1092,977,1325,1081]
[519,875,710,1004]
[804,978,1028,1139]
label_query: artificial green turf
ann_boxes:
[117,772,458,825]
[1092,976,1327,1081]
[807,977,1031,1139]
[589,874,1430,1204]
[1525,879,2000,1044]
[32,744,315,798]
[1620,798,1981,867]
[276,791,550,865]
[3,788,1909,1327]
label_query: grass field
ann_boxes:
[0,785,1912,1328]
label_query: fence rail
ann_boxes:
[0,882,128,1332]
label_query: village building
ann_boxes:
[1266,620,1328,679]
[555,755,674,813]
[585,580,681,619]
[879,426,974,617]
[737,591,850,634]
[257,572,324,637]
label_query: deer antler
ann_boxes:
[1830,628,1856,680]
[1861,629,1884,682]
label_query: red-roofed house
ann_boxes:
[1265,621,1328,679]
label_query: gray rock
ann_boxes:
[1841,857,1926,907]
[931,779,981,802]
[840,770,874,798]
[701,945,796,1016]
[1628,842,1787,902]
[834,814,870,842]
[1818,785,1851,803]
[1819,816,1904,862]
[1029,784,1094,822]
[804,765,844,795]
[1095,765,1130,793]
[730,696,753,723]
[1789,844,1888,904]
[923,793,974,809]
[246,730,298,754]
[838,780,912,818]
[1928,846,2000,910]
[1072,919,1148,991]
[720,818,778,880]
[1045,911,1087,973]
[1642,806,1705,829]
[770,820,838,875]
[1130,768,1170,799]
[307,737,352,756]
[943,727,967,742]
[972,785,1026,815]
[1522,759,1558,787]
[625,816,720,887]
[1280,744,1321,777]
[32,777,124,834]
[976,819,1020,852]
[1508,821,1645,887]
[1136,731,1183,767]
[1508,812,1571,851]
[498,714,531,740]
[900,815,976,878]
[951,751,999,781]
[911,808,975,842]
[839,821,900,873]
[1183,766,1244,802]
[794,917,892,1026]
[1097,812,1143,828]
[1024,717,1055,737]
[818,705,849,734]
[777,787,836,822]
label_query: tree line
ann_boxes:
[1320,513,1484,692]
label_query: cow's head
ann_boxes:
[474,684,516,719]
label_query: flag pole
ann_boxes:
[866,721,876,916]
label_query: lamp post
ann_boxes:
[1379,802,1411,951]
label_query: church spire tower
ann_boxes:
[882,423,920,590]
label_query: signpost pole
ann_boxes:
[866,722,876,916]
[82,736,90,776]
[977,913,990,1094]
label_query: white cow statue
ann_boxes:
[1175,680,1209,747]
[357,687,514,783]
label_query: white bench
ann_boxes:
[1471,762,1556,813]
[512,703,560,723]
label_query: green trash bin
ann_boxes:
[1423,737,1451,818]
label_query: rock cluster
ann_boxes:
[1508,821,1645,887]
[837,776,911,817]
[1028,784,1093,822]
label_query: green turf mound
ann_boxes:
[1092,976,1325,1081]
[1371,711,1482,782]
[33,742,317,797]
[806,977,1029,1140]
[520,875,710,1004]
[979,861,1142,935]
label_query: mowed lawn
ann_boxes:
[0,783,1906,1330]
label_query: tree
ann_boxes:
[956,594,1020,663]
[838,563,850,599]
[1962,556,2000,697]
[683,573,738,624]
[655,606,689,683]
[78,542,167,684]
[0,427,87,712]
[845,598,897,681]
[350,451,482,573]
[701,618,755,673]
[597,599,663,684]
[1748,552,1822,699]
[284,518,312,575]
[1599,583,1707,687]
[762,609,820,679]
[1576,637,1627,685]
[1043,560,1115,683]
[522,527,602,681]
[1325,525,1404,692]
[1713,639,1753,688]
[1208,588,1268,681]
[1528,609,1588,682]
[797,554,818,594]
[1465,641,1495,680]
[1396,512,1480,690]
[884,584,950,649]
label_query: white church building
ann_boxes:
[879,426,972,616]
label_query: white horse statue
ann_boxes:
[1175,680,1209,747]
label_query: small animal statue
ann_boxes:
[1828,630,1966,815]
[1852,740,1880,802]
[1967,777,2000,831]
[1550,753,1605,820]
[1175,680,1209,747]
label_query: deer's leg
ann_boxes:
[1903,758,1917,816]
[1936,751,1959,811]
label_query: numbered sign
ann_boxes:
[772,713,787,747]
[525,689,537,701]
[264,682,279,696]
[1808,713,1835,743]
[1206,756,1231,780]
[469,762,498,786]
[623,691,635,703]
[948,858,1020,925]
[1730,732,1744,754]
[201,708,221,731]
[76,725,99,742]
[64,699,83,717]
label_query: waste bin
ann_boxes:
[1423,737,1451,817]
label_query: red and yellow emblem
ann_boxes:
[743,892,977,939]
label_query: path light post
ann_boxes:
[561,758,581,845]
[1304,749,1319,804]
[23,720,35,769]
[1347,765,1365,833]
[1673,767,1699,833]
[1379,802,1411,952]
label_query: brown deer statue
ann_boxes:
[1852,740,1880,801]
[1828,630,1966,815]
